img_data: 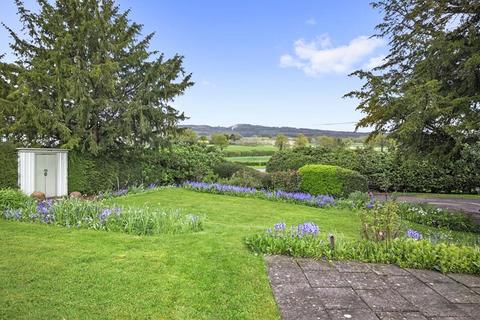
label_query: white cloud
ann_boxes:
[305,18,317,26]
[280,34,384,75]
[363,55,387,70]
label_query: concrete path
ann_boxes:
[267,255,480,320]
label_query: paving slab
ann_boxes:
[368,264,408,276]
[297,258,336,272]
[265,256,479,320]
[334,261,372,273]
[327,309,380,320]
[355,289,416,312]
[275,286,329,320]
[454,303,480,318]
[376,312,428,320]
[342,272,389,290]
[406,268,455,284]
[448,273,480,288]
[314,287,369,310]
[304,270,350,288]
[427,282,480,304]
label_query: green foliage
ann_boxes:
[346,0,480,159]
[267,146,480,193]
[1,0,192,154]
[336,191,372,210]
[0,142,17,189]
[219,166,271,189]
[299,164,368,197]
[359,201,402,242]
[213,161,246,179]
[2,198,203,236]
[69,144,223,194]
[398,203,479,233]
[223,149,275,157]
[0,189,33,211]
[275,134,288,151]
[270,170,301,192]
[294,134,308,148]
[246,229,480,274]
[210,133,229,150]
[178,128,198,144]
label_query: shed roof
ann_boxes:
[17,148,69,153]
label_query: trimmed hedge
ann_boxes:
[299,164,368,197]
[0,143,18,189]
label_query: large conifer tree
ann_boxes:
[346,0,479,158]
[0,0,193,154]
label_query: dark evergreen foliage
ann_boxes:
[0,0,193,154]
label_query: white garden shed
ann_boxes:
[17,148,68,198]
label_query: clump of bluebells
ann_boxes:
[406,229,422,241]
[1,198,203,236]
[183,181,335,208]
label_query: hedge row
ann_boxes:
[267,146,480,193]
[0,143,223,194]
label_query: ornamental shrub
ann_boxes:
[270,170,301,192]
[299,164,368,197]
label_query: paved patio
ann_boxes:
[266,255,480,320]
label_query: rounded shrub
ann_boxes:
[299,164,368,197]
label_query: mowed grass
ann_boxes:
[0,188,361,320]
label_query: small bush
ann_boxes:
[359,201,402,242]
[299,164,368,197]
[270,170,301,192]
[0,189,33,211]
[213,161,245,178]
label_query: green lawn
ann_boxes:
[3,188,476,319]
[0,188,360,319]
[224,145,277,153]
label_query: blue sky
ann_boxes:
[0,0,386,132]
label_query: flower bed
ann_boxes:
[246,222,480,274]
[2,198,203,236]
[182,181,335,208]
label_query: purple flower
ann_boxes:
[366,202,374,209]
[297,222,319,237]
[406,229,422,241]
[274,222,286,232]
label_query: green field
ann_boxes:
[1,188,478,319]
[226,155,271,166]
[224,145,277,152]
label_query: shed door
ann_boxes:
[35,154,57,197]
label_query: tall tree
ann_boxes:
[0,0,193,154]
[275,134,288,150]
[346,0,480,158]
[294,133,308,148]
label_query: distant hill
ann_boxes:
[180,124,368,138]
